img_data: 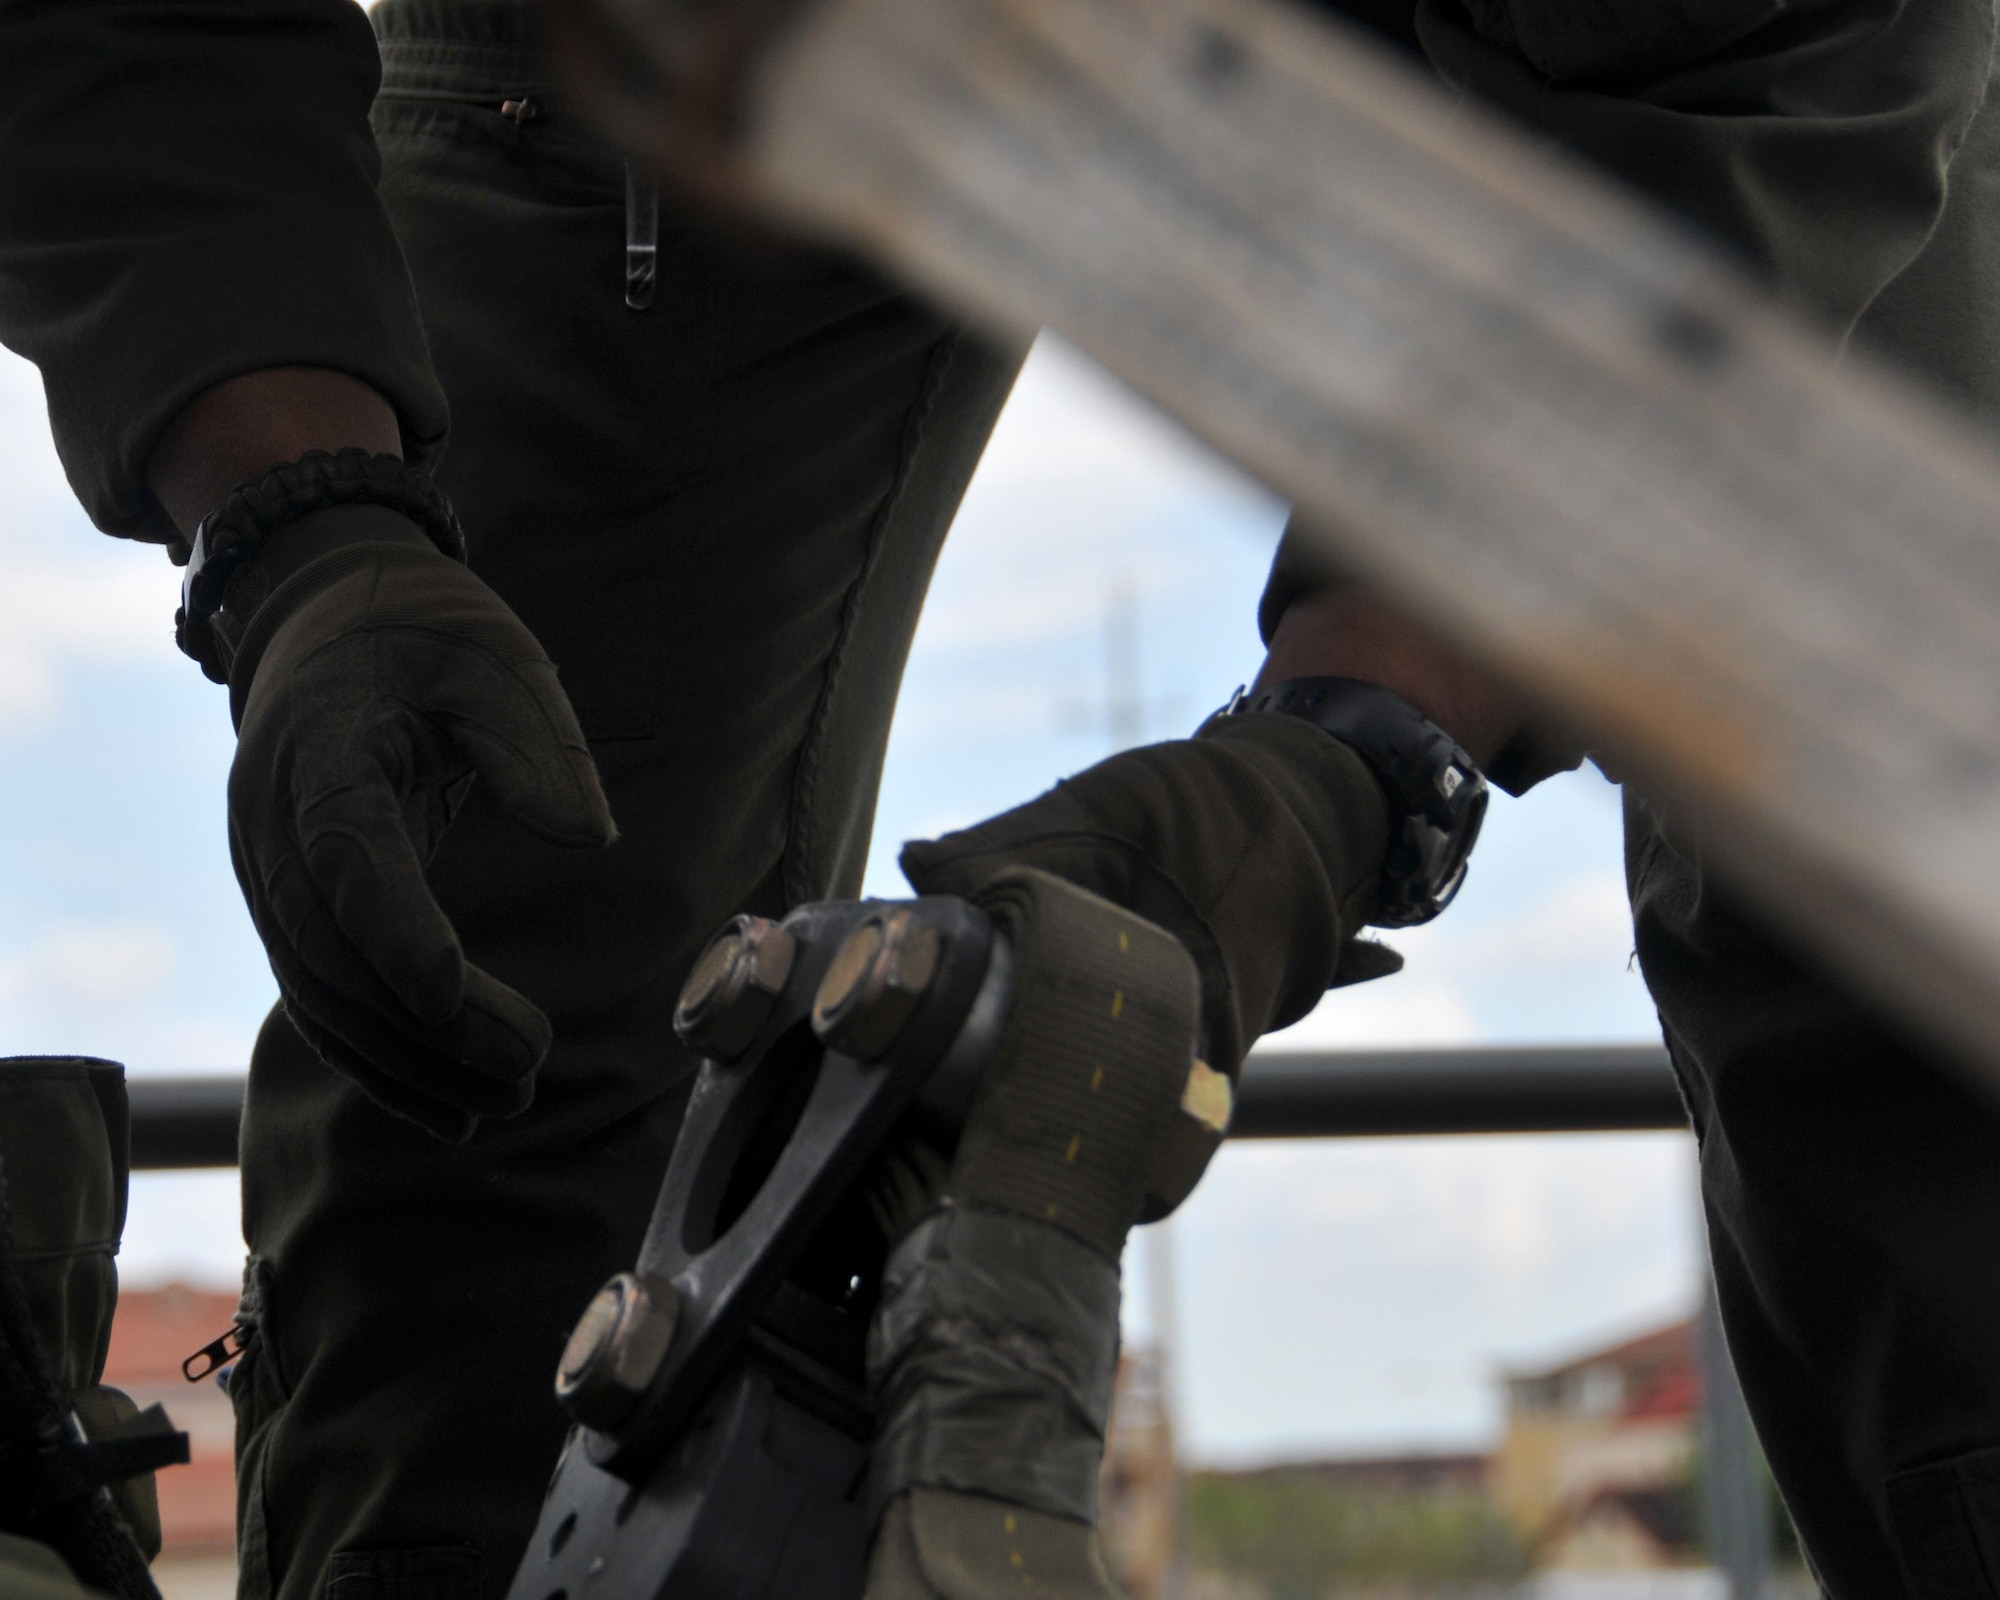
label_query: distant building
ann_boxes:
[1494,1318,1702,1571]
[104,1283,240,1554]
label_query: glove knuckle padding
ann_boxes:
[902,719,1389,1076]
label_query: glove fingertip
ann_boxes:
[573,773,619,850]
[417,1104,483,1143]
[568,754,618,847]
[299,1012,485,1142]
[454,965,555,1083]
[482,1074,537,1122]
[411,956,471,1028]
[499,753,619,852]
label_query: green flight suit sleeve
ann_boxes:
[1414,0,1997,348]
[0,0,449,548]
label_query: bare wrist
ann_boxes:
[1255,582,1529,768]
[147,366,403,538]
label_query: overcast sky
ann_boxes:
[0,334,1686,1463]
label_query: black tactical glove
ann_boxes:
[218,505,615,1140]
[901,710,1394,1078]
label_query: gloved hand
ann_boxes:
[902,710,1394,1077]
[217,505,615,1140]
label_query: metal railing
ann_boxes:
[1228,1044,1680,1138]
[126,1044,1684,1169]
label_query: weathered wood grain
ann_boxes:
[600,0,2000,1073]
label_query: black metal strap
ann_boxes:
[1221,676,1481,826]
[11,1407,191,1515]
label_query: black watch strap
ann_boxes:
[175,449,466,683]
[1215,676,1489,927]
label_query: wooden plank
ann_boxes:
[590,0,2000,1073]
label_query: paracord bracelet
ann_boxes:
[174,449,467,683]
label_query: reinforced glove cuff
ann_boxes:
[219,508,442,726]
[177,449,464,683]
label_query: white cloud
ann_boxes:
[0,558,182,728]
[0,920,177,1015]
[1156,1131,1700,1459]
[967,333,1262,503]
[1257,868,1642,1051]
[913,557,1166,655]
[0,350,184,729]
[117,1015,265,1075]
[1438,869,1636,979]
[1265,967,1480,1049]
[0,920,264,1071]
[1194,1133,1685,1283]
[0,351,75,512]
[123,1171,245,1289]
[907,336,1281,658]
[881,682,1058,742]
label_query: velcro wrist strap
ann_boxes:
[945,869,1199,1257]
[867,1206,1120,1525]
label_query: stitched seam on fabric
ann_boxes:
[781,332,961,906]
[1654,1023,1706,1142]
[1944,1469,2000,1597]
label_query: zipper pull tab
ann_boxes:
[625,160,659,312]
[182,1324,248,1383]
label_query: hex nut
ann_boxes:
[673,916,797,1060]
[554,1271,681,1434]
[810,908,943,1060]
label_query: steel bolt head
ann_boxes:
[810,908,942,1060]
[673,916,797,1060]
[555,1271,681,1434]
